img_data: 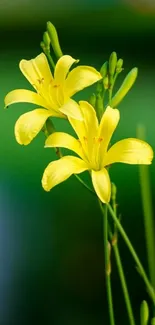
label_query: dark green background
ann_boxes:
[0,0,155,324]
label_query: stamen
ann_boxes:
[98,137,103,143]
[37,78,44,84]
[83,136,87,141]
[53,84,60,88]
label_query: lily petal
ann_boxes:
[19,53,53,91]
[68,101,98,146]
[59,99,83,120]
[104,138,154,166]
[42,155,89,191]
[65,66,102,97]
[91,168,111,203]
[15,108,52,145]
[98,106,120,164]
[54,55,79,84]
[45,132,86,160]
[4,89,47,109]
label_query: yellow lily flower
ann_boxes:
[4,53,102,145]
[42,101,153,203]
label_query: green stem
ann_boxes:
[74,174,95,195]
[99,201,115,325]
[109,229,136,325]
[137,124,155,290]
[107,203,155,305]
[108,72,119,106]
[46,52,55,69]
[108,88,112,105]
[139,163,155,289]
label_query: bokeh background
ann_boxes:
[0,0,155,324]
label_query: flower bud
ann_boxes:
[40,41,46,52]
[43,31,50,51]
[109,52,117,77]
[140,300,149,325]
[47,21,63,58]
[111,182,117,201]
[111,67,138,107]
[100,61,108,79]
[103,76,109,90]
[151,317,155,325]
[116,58,123,73]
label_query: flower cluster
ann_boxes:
[4,27,153,204]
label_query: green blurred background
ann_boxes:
[0,0,155,324]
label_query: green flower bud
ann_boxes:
[111,67,138,107]
[116,58,123,73]
[103,76,109,90]
[140,300,149,325]
[43,31,50,51]
[100,61,108,79]
[96,93,104,121]
[109,52,117,77]
[151,317,155,325]
[40,41,46,52]
[47,21,63,58]
[111,183,117,201]
[89,93,96,108]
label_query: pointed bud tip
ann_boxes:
[140,300,149,325]
[151,317,155,325]
[109,51,117,76]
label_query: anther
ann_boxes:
[37,78,44,84]
[53,84,60,88]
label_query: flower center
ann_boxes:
[81,136,104,170]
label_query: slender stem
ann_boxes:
[108,72,119,105]
[109,229,136,325]
[108,89,112,105]
[74,174,95,196]
[137,124,155,289]
[139,163,155,288]
[107,203,155,305]
[46,52,55,69]
[110,193,135,325]
[99,201,115,325]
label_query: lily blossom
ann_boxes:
[42,101,153,203]
[4,53,102,145]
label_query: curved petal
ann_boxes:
[67,101,99,161]
[4,89,47,109]
[104,138,154,166]
[68,100,98,141]
[91,168,111,203]
[98,106,120,165]
[19,53,53,92]
[42,155,89,191]
[45,132,86,160]
[54,55,79,84]
[15,108,52,145]
[65,66,102,97]
[79,101,99,134]
[59,99,83,120]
